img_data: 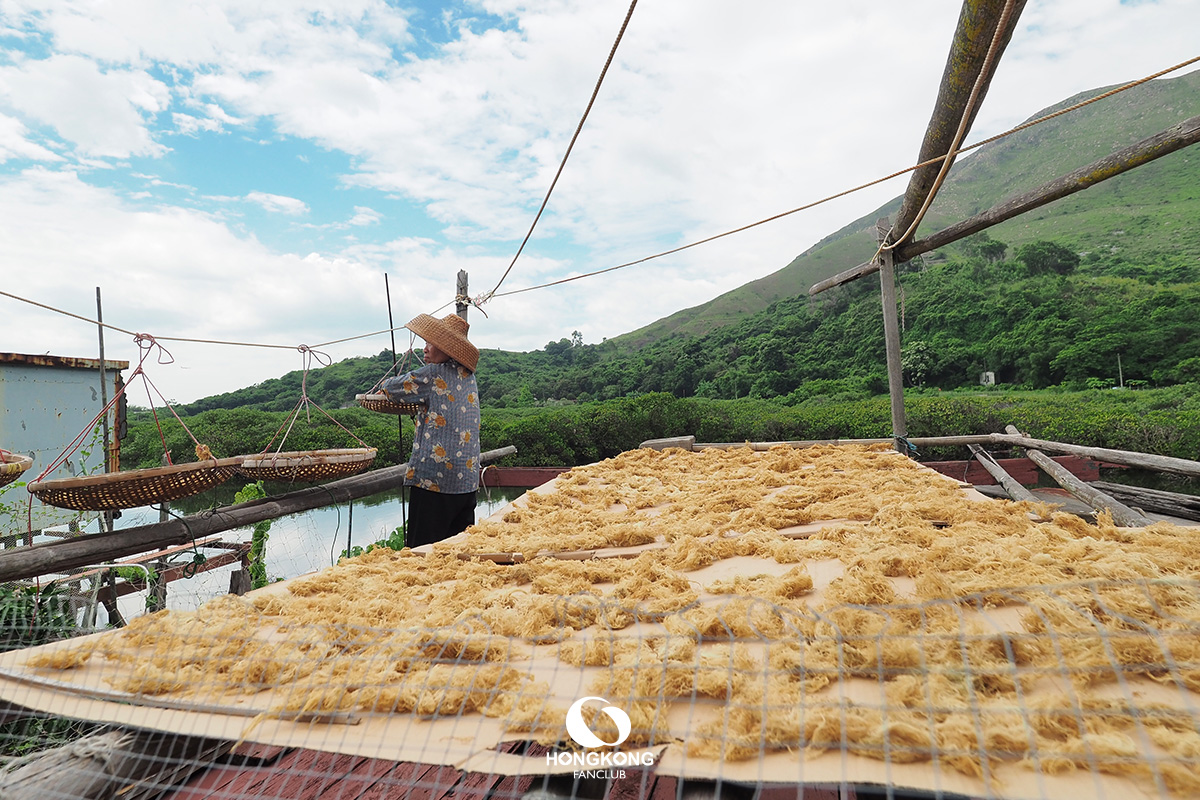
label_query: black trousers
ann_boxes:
[406,486,476,548]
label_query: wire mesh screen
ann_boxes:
[0,444,1197,800]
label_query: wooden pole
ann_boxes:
[1089,481,1200,523]
[968,444,1037,502]
[1004,426,1150,527]
[877,219,907,450]
[0,446,517,584]
[813,115,1200,293]
[989,433,1200,477]
[895,114,1200,263]
[456,270,469,320]
[891,0,1027,244]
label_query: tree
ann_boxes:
[1017,241,1080,275]
[962,231,1008,263]
[902,340,934,387]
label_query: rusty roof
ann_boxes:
[0,352,129,371]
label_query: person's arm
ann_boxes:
[380,366,433,406]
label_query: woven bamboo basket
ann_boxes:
[356,393,424,416]
[0,452,33,489]
[238,448,377,482]
[27,458,243,511]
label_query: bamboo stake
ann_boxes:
[1004,426,1149,527]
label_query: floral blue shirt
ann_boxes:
[381,361,481,494]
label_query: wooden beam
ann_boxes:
[891,0,1027,246]
[0,446,517,583]
[1004,426,1150,527]
[693,435,996,450]
[896,114,1200,261]
[968,444,1037,502]
[989,434,1200,477]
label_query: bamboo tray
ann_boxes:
[237,448,377,482]
[356,393,424,416]
[27,458,243,511]
[0,452,33,489]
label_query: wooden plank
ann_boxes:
[1005,426,1150,527]
[481,466,570,488]
[0,446,516,583]
[639,435,697,451]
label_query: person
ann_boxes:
[379,312,481,547]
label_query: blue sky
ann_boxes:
[1,0,1197,403]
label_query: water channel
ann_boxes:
[84,479,526,621]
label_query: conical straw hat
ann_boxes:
[405,313,479,372]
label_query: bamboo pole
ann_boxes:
[890,0,1027,245]
[1004,426,1149,527]
[989,433,1200,477]
[0,446,517,583]
[968,444,1036,502]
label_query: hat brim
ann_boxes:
[406,314,479,372]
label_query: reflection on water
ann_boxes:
[106,479,527,618]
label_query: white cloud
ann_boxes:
[0,113,63,162]
[245,190,308,215]
[0,54,169,158]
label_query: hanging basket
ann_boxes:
[0,452,33,489]
[238,448,377,482]
[27,458,243,511]
[356,393,424,416]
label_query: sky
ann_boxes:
[1,0,1197,405]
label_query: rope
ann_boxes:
[478,0,640,305]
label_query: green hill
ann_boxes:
[612,69,1200,348]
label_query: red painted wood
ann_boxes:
[482,466,570,488]
[924,455,1104,486]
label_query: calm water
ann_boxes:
[80,479,526,621]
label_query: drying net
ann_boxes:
[1,444,1198,800]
